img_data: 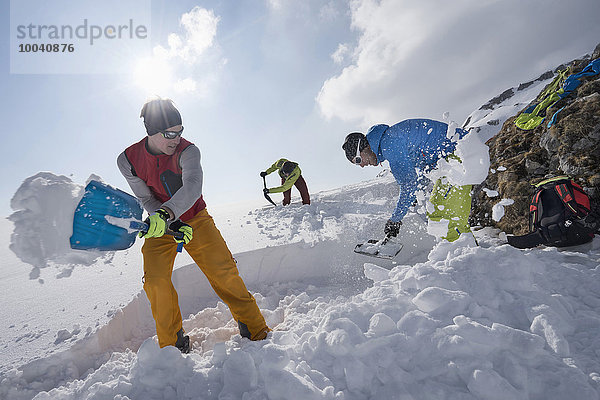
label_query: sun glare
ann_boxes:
[133,57,174,95]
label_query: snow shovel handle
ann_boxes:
[132,221,185,252]
[262,176,277,206]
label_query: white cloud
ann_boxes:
[173,78,198,93]
[134,7,222,96]
[331,43,350,64]
[319,2,341,21]
[266,0,285,11]
[153,7,219,63]
[317,0,600,126]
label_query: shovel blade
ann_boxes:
[354,238,403,259]
[70,180,144,251]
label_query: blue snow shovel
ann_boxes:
[70,180,183,252]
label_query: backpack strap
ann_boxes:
[507,231,546,249]
[529,188,543,232]
[553,182,589,218]
[575,210,600,234]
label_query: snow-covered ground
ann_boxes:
[2,67,600,399]
[2,165,600,399]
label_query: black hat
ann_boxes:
[140,98,182,135]
[342,132,368,162]
[281,161,297,177]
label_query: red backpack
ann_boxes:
[528,176,593,247]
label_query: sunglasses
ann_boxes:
[353,138,362,164]
[161,126,184,139]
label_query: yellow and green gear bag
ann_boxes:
[514,68,570,130]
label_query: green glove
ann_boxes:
[169,220,193,245]
[140,208,170,238]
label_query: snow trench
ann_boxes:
[3,233,600,400]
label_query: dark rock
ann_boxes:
[480,89,515,110]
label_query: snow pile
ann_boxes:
[5,231,599,400]
[3,173,600,399]
[249,172,399,247]
[3,157,600,400]
[8,173,108,273]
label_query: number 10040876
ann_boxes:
[18,43,74,52]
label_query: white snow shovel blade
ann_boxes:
[354,237,403,259]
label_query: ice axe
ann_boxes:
[70,180,184,252]
[262,176,277,206]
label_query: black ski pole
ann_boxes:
[262,176,277,206]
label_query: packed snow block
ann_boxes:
[363,263,391,282]
[399,263,458,291]
[444,316,546,357]
[132,338,196,395]
[324,329,358,357]
[412,287,472,315]
[220,349,258,398]
[344,358,372,394]
[396,310,440,337]
[260,361,335,400]
[135,338,186,371]
[523,296,575,356]
[467,368,526,400]
[490,323,546,356]
[530,314,570,356]
[261,343,291,369]
[426,235,480,263]
[316,317,366,357]
[366,313,396,338]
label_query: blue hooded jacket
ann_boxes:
[366,119,467,222]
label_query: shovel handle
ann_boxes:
[132,221,185,252]
[262,176,277,206]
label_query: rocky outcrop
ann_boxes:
[470,44,600,235]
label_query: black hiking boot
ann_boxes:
[238,321,270,341]
[175,328,190,353]
[238,321,251,339]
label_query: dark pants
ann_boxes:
[282,175,310,206]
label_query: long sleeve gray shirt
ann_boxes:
[116,145,203,220]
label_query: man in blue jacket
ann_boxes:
[342,119,472,242]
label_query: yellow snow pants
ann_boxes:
[142,208,269,348]
[427,179,473,242]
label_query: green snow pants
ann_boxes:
[427,179,472,242]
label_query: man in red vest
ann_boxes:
[117,98,269,352]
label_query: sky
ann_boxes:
[2,0,600,218]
